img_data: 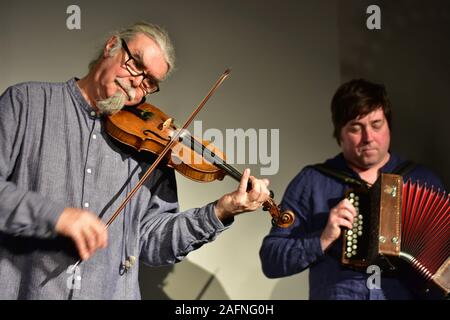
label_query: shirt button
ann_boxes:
[86,168,92,174]
[92,134,97,140]
[90,111,96,117]
[84,202,90,208]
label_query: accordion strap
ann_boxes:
[311,160,417,186]
[311,164,369,189]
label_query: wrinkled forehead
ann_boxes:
[126,33,169,80]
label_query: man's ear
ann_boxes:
[103,36,120,57]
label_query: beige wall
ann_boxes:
[1,0,447,300]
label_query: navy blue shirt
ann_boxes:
[259,153,445,300]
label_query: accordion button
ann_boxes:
[347,230,353,236]
[358,231,363,236]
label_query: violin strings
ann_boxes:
[181,133,242,182]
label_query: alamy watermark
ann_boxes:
[366,5,381,30]
[66,5,81,30]
[366,265,381,290]
[66,264,81,290]
[170,121,280,176]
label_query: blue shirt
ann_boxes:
[0,79,230,299]
[259,153,445,300]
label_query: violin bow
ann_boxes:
[72,69,231,269]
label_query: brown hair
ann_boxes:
[331,78,392,145]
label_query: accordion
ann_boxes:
[341,173,449,298]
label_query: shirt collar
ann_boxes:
[67,77,100,119]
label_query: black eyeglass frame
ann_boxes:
[121,38,160,95]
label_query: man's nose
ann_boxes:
[130,75,144,88]
[362,127,374,142]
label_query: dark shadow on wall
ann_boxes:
[139,264,174,300]
[269,272,309,300]
[139,260,230,300]
[337,0,450,188]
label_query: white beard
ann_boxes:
[96,91,128,115]
[95,79,137,115]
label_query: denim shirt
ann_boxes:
[259,153,445,299]
[0,79,230,299]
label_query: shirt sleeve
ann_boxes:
[0,86,66,238]
[139,165,233,266]
[259,168,324,278]
[406,164,447,192]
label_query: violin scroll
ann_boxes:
[263,199,295,228]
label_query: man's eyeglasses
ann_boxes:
[121,39,160,95]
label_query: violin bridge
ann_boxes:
[157,118,174,131]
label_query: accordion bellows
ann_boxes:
[341,173,449,297]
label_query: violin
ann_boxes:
[105,101,295,228]
[72,69,294,269]
[106,102,228,183]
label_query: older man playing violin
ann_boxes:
[0,22,270,299]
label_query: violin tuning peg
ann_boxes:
[269,190,274,199]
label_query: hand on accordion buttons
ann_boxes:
[320,199,357,252]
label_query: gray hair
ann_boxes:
[88,22,176,79]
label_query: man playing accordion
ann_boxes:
[260,79,447,300]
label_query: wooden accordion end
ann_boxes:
[341,173,449,298]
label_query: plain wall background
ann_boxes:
[0,0,448,299]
